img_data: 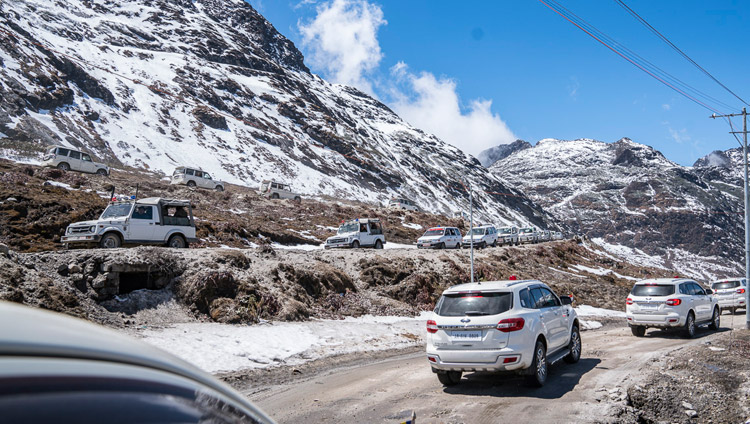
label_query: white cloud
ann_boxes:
[388,63,517,157]
[668,127,690,144]
[662,103,671,110]
[298,0,386,94]
[568,77,580,100]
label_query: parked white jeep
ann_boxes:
[171,167,224,191]
[61,197,198,249]
[388,197,419,211]
[259,180,301,201]
[325,218,386,249]
[498,226,519,245]
[42,146,109,175]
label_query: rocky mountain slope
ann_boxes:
[0,0,551,227]
[477,139,531,167]
[490,138,744,280]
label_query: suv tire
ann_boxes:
[526,340,547,387]
[96,169,108,176]
[271,193,280,199]
[99,233,121,249]
[437,371,462,386]
[708,307,720,331]
[374,240,383,249]
[563,326,581,364]
[187,181,196,188]
[438,242,445,249]
[57,162,70,171]
[684,312,696,338]
[167,234,187,249]
[630,325,646,337]
[215,185,224,192]
[294,196,301,202]
[351,240,360,249]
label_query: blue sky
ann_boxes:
[251,0,749,166]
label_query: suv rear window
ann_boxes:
[712,281,741,290]
[631,284,675,297]
[435,292,512,316]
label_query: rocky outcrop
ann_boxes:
[477,139,531,167]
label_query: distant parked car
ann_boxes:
[518,227,539,244]
[62,197,197,249]
[462,225,498,248]
[42,145,109,175]
[498,226,519,245]
[711,278,748,314]
[417,227,462,249]
[539,230,551,242]
[0,301,274,424]
[171,166,224,191]
[259,180,301,201]
[388,197,419,211]
[552,231,564,241]
[325,218,385,249]
[626,278,720,338]
[426,279,581,387]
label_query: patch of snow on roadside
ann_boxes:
[402,222,422,231]
[571,264,638,281]
[45,180,77,190]
[270,242,323,251]
[384,242,416,249]
[575,305,626,318]
[139,314,428,373]
[579,320,603,331]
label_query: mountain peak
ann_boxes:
[476,139,531,167]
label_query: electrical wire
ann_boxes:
[614,0,750,108]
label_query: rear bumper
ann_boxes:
[418,243,444,249]
[426,347,530,373]
[626,312,683,327]
[717,298,746,309]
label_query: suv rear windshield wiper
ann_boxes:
[464,311,490,316]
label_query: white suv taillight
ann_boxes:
[738,288,746,294]
[666,299,681,306]
[496,318,525,332]
[426,320,438,334]
[626,298,633,305]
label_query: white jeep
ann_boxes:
[325,218,386,249]
[61,197,198,249]
[259,180,301,201]
[171,167,225,191]
[42,146,109,175]
[498,226,519,246]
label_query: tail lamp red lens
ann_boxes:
[626,298,633,305]
[496,318,525,332]
[738,288,746,294]
[666,299,681,306]
[426,320,438,334]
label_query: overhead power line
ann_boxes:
[614,0,750,108]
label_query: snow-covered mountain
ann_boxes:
[477,139,531,167]
[693,147,745,188]
[490,137,744,280]
[0,0,552,227]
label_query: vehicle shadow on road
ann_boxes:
[644,326,731,339]
[443,357,600,399]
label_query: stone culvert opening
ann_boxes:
[118,271,162,294]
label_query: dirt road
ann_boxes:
[247,319,744,423]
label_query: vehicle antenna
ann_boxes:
[109,185,115,202]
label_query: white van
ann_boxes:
[171,167,224,191]
[462,225,499,248]
[259,180,301,201]
[42,146,109,175]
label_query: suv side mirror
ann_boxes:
[560,296,573,305]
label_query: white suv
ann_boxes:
[426,280,581,387]
[497,226,519,246]
[518,227,538,244]
[259,180,301,201]
[171,167,225,191]
[462,225,498,248]
[626,278,720,338]
[417,227,462,249]
[42,146,110,175]
[325,218,386,249]
[711,278,748,314]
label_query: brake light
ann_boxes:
[666,299,681,306]
[497,318,525,332]
[738,288,746,294]
[427,320,438,333]
[626,298,633,305]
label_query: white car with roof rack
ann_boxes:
[462,225,498,248]
[626,278,720,338]
[61,197,198,249]
[417,226,462,249]
[324,218,385,249]
[710,278,748,314]
[426,279,580,387]
[171,166,224,191]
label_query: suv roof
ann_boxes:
[136,197,192,207]
[633,278,693,286]
[444,279,539,293]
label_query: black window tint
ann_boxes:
[69,151,81,159]
[131,206,153,220]
[538,287,560,307]
[691,283,705,296]
[519,288,532,309]
[631,284,675,297]
[194,171,203,178]
[529,288,545,309]
[679,284,690,295]
[186,169,194,176]
[57,148,70,156]
[435,292,513,316]
[712,281,741,290]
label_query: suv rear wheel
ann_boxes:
[526,340,547,387]
[214,185,224,192]
[167,234,187,249]
[374,240,383,249]
[708,307,720,331]
[96,169,108,176]
[99,233,121,249]
[437,371,462,386]
[57,162,70,171]
[630,325,646,337]
[351,240,360,249]
[684,312,696,338]
[187,181,196,188]
[563,326,581,363]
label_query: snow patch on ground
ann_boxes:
[384,242,416,249]
[580,320,603,330]
[139,313,429,373]
[270,242,323,251]
[402,222,423,231]
[571,264,638,281]
[575,305,626,318]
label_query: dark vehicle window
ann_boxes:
[712,281,740,290]
[537,287,560,307]
[101,203,132,219]
[132,206,153,220]
[195,171,203,178]
[435,292,512,316]
[679,283,690,295]
[370,222,382,234]
[424,229,445,236]
[186,169,194,176]
[69,150,81,160]
[690,283,705,296]
[518,288,532,308]
[631,284,675,297]
[57,148,70,156]
[81,153,92,162]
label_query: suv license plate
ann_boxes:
[639,303,658,310]
[449,331,482,341]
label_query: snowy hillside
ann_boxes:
[0,0,551,227]
[477,139,531,167]
[490,137,744,280]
